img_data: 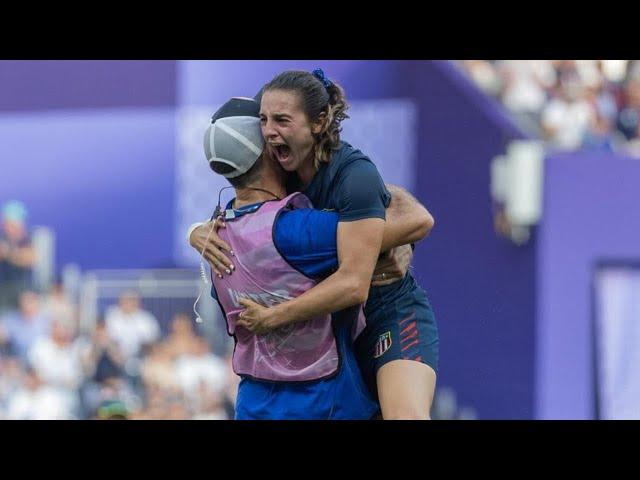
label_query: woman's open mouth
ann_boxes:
[272,144,291,163]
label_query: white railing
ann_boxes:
[31,226,54,293]
[77,268,229,355]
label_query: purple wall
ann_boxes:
[178,60,407,105]
[400,61,534,419]
[0,60,178,270]
[536,152,640,419]
[0,61,176,111]
[0,108,176,269]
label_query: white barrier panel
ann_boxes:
[505,140,544,227]
[594,266,640,419]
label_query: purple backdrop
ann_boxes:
[0,108,176,269]
[536,152,640,419]
[178,60,408,105]
[401,61,533,419]
[0,61,175,111]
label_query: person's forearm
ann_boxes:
[382,185,434,251]
[271,267,370,327]
[269,219,384,328]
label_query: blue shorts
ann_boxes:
[356,274,439,401]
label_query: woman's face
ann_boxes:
[260,89,322,173]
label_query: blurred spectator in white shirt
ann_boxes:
[5,368,76,420]
[175,336,226,407]
[105,291,160,362]
[461,60,502,97]
[542,74,595,150]
[0,357,25,417]
[28,320,84,390]
[498,60,556,114]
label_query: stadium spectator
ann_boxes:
[191,381,229,420]
[459,60,640,156]
[83,320,126,383]
[461,60,502,97]
[41,279,77,335]
[541,71,594,150]
[104,290,160,363]
[163,312,201,361]
[95,399,129,420]
[5,368,76,420]
[140,342,177,391]
[28,319,84,391]
[0,290,50,364]
[616,77,640,141]
[0,269,242,420]
[497,60,556,135]
[174,336,227,407]
[0,201,36,313]
[0,357,25,418]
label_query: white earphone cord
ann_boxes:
[193,219,218,323]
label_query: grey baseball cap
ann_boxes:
[203,97,265,179]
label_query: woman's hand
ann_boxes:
[189,218,235,278]
[371,244,413,286]
[236,298,280,336]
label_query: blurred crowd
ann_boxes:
[0,200,239,420]
[459,60,640,155]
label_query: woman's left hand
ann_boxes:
[236,298,278,335]
[371,244,413,286]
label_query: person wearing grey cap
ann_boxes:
[189,97,431,419]
[193,70,439,421]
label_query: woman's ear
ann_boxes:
[312,112,327,134]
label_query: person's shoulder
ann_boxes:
[274,208,312,241]
[278,206,336,224]
[328,141,375,176]
[331,141,371,165]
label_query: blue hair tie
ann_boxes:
[312,68,332,90]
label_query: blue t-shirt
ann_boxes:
[299,141,413,316]
[302,141,391,222]
[213,201,378,420]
